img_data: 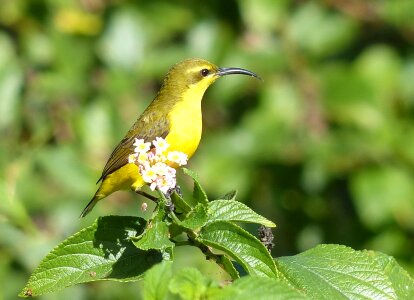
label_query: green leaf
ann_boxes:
[197,221,278,278]
[217,255,240,280]
[208,200,276,227]
[132,197,174,251]
[207,276,308,300]
[133,221,175,251]
[143,261,174,300]
[182,168,208,205]
[169,268,211,300]
[19,216,162,297]
[277,244,414,299]
[171,190,192,213]
[180,203,209,230]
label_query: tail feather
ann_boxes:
[80,196,99,218]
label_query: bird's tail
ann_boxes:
[80,195,100,218]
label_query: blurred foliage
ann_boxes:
[1,0,414,299]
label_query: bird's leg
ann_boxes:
[135,190,159,203]
[165,184,183,198]
[163,189,175,213]
[163,184,183,213]
[174,184,183,198]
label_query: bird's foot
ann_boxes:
[163,188,177,213]
[165,184,183,198]
[165,198,175,213]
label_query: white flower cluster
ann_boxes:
[128,137,188,194]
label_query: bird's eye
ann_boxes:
[200,68,210,77]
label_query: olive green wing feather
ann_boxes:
[97,115,169,183]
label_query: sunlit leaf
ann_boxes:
[180,203,209,230]
[19,216,162,297]
[132,221,175,251]
[182,168,208,205]
[277,244,414,299]
[208,200,276,227]
[198,221,278,278]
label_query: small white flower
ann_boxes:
[152,162,169,176]
[163,167,177,186]
[158,185,170,194]
[152,137,170,154]
[147,149,165,164]
[128,153,137,164]
[133,138,151,154]
[166,166,176,177]
[138,160,151,172]
[133,138,145,146]
[155,176,174,194]
[137,152,149,164]
[149,181,158,191]
[167,151,188,166]
[131,136,187,195]
[141,167,157,183]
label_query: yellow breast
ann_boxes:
[165,84,204,159]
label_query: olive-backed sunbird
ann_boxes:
[80,58,259,217]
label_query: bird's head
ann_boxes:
[161,58,260,97]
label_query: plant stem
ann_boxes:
[136,190,159,202]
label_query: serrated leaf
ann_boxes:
[198,221,278,278]
[208,200,276,227]
[180,203,209,230]
[19,216,162,297]
[169,268,210,300]
[143,261,174,300]
[277,244,414,299]
[132,199,174,251]
[133,221,175,251]
[207,276,308,300]
[182,168,208,205]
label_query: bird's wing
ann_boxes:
[97,115,169,183]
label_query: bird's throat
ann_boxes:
[166,85,206,159]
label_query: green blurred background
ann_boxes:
[1,0,414,299]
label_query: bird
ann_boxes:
[80,58,259,217]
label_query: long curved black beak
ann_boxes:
[217,67,261,80]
